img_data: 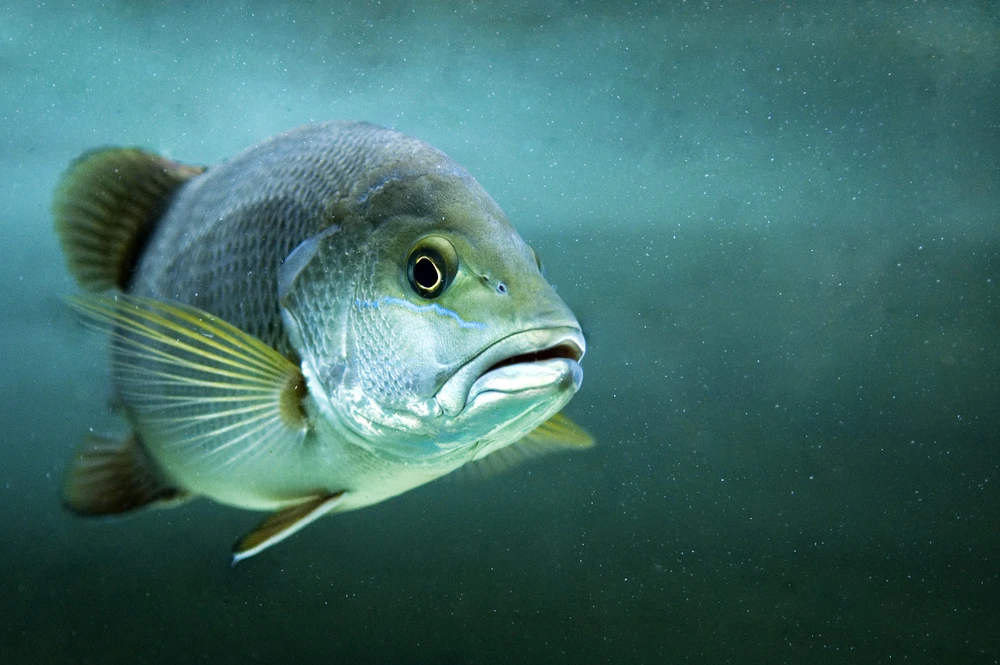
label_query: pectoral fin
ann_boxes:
[68,294,308,470]
[520,411,594,449]
[232,492,346,566]
[469,412,594,476]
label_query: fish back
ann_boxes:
[130,121,465,352]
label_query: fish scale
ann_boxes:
[350,247,419,409]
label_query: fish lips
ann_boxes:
[435,326,585,417]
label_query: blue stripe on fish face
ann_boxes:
[354,297,487,330]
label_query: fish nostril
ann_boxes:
[479,274,508,295]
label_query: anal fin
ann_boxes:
[232,492,345,566]
[63,433,187,515]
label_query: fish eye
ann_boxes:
[406,236,458,299]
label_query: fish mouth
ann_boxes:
[435,326,585,417]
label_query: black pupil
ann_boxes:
[413,255,441,291]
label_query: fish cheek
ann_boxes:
[346,255,437,408]
[278,225,361,404]
[349,219,495,402]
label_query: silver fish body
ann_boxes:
[55,121,588,561]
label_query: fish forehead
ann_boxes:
[362,172,535,286]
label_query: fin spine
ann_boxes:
[232,492,345,565]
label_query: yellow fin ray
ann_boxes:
[521,411,594,449]
[69,294,309,470]
[468,411,594,477]
[90,300,285,379]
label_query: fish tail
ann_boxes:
[53,148,204,291]
[63,432,188,516]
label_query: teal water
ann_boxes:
[2,1,998,663]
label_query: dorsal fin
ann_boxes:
[53,148,204,291]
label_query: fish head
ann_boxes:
[281,170,584,462]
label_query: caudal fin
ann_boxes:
[53,148,204,291]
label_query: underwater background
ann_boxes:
[2,1,997,663]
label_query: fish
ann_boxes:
[53,121,590,564]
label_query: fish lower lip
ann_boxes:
[435,327,586,417]
[467,357,583,401]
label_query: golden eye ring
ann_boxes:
[406,236,458,299]
[412,255,442,294]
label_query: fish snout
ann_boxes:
[435,326,584,417]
